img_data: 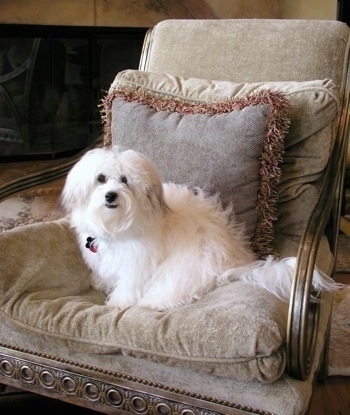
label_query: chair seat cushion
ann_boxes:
[0,218,288,383]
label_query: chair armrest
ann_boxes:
[286,70,350,380]
[0,136,103,202]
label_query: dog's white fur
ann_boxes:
[61,147,342,310]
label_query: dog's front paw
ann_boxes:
[105,289,138,310]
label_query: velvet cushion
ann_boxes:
[102,72,291,257]
[0,218,288,383]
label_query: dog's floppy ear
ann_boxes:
[61,148,106,212]
[131,151,168,214]
[145,183,168,214]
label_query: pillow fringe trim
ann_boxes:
[100,87,291,258]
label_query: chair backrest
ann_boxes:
[138,19,350,269]
[140,19,349,93]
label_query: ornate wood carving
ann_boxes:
[0,347,272,415]
[0,353,188,414]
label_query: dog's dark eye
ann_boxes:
[120,175,128,185]
[97,174,106,184]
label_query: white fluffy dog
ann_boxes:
[61,147,341,310]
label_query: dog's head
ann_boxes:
[61,147,167,236]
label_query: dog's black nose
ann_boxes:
[105,191,117,203]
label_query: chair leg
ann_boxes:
[317,314,331,383]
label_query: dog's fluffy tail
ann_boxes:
[226,256,344,302]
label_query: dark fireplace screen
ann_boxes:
[0,26,147,159]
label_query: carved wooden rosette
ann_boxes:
[0,345,273,415]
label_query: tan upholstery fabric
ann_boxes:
[0,291,332,415]
[143,20,349,93]
[0,217,289,383]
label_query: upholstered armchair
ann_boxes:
[0,19,349,415]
